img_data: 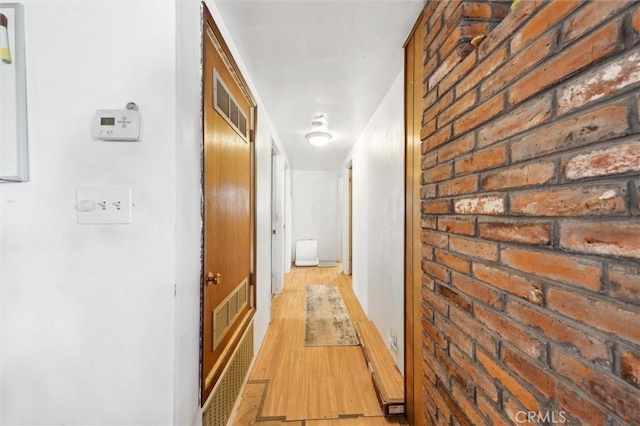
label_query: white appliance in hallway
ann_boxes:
[294,239,319,266]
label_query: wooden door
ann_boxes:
[404,11,427,426]
[201,10,256,404]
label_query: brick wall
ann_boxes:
[419,1,640,424]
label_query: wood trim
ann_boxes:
[402,6,426,48]
[405,10,427,426]
[201,3,258,405]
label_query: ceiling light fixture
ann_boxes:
[306,130,332,147]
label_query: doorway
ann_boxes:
[200,7,257,405]
[271,143,284,296]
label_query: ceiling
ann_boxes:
[215,0,425,171]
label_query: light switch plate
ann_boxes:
[76,186,133,224]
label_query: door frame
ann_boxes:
[200,4,258,406]
[271,141,284,295]
[404,10,427,426]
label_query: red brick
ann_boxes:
[450,346,498,402]
[477,349,541,412]
[481,32,555,100]
[421,151,437,170]
[556,381,607,426]
[510,0,581,53]
[423,163,453,183]
[559,48,640,115]
[438,175,478,197]
[509,20,621,106]
[547,287,640,346]
[511,103,630,162]
[509,185,628,217]
[501,247,602,291]
[422,246,434,261]
[423,282,449,315]
[454,195,505,215]
[435,249,471,274]
[452,272,503,309]
[436,315,474,356]
[423,126,453,153]
[481,161,556,191]
[435,347,473,395]
[455,144,508,175]
[473,262,544,305]
[438,90,477,127]
[450,383,486,426]
[464,1,492,19]
[439,51,477,96]
[438,216,475,236]
[609,263,640,304]
[562,0,630,43]
[423,89,438,113]
[478,94,552,148]
[560,221,640,259]
[478,219,552,246]
[562,140,640,180]
[437,133,475,162]
[450,307,497,355]
[551,349,640,423]
[422,230,448,248]
[475,304,544,358]
[438,25,464,66]
[450,236,498,261]
[421,299,434,322]
[493,2,510,20]
[429,45,471,91]
[477,0,546,60]
[440,282,473,314]
[456,46,508,97]
[502,345,556,398]
[506,300,610,363]
[436,379,474,426]
[424,90,454,123]
[422,199,451,214]
[423,344,449,388]
[423,274,436,291]
[634,4,640,34]
[477,392,509,425]
[502,396,527,425]
[621,349,640,389]
[420,184,436,199]
[422,314,448,350]
[421,216,437,230]
[454,93,504,136]
[420,118,437,141]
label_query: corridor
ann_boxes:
[232,266,406,425]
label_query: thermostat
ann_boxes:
[92,108,143,141]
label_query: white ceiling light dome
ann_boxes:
[306,130,332,147]
[306,113,332,147]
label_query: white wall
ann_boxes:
[345,71,405,371]
[291,171,342,262]
[284,169,293,272]
[173,1,203,424]
[0,1,288,425]
[1,2,177,424]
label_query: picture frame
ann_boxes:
[0,3,28,183]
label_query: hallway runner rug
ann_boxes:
[304,285,359,347]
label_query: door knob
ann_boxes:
[206,272,221,285]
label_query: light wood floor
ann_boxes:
[231,265,407,425]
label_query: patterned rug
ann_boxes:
[304,285,359,347]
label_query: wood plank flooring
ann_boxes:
[231,266,407,425]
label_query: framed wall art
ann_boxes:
[0,3,28,182]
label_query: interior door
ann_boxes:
[201,18,255,404]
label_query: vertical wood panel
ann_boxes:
[405,11,427,426]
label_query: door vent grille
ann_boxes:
[202,322,254,426]
[213,70,248,140]
[212,278,248,350]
